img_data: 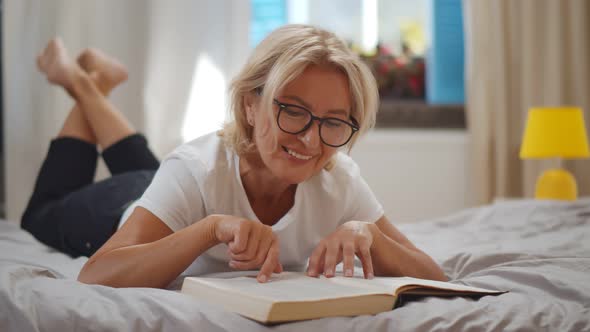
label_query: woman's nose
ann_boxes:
[299,121,320,147]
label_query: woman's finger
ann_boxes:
[230,227,272,265]
[273,261,283,273]
[306,242,326,277]
[357,240,374,279]
[323,242,340,278]
[253,228,274,264]
[228,259,256,270]
[257,239,280,283]
[232,224,263,261]
[342,242,355,277]
[245,224,263,260]
[229,221,251,254]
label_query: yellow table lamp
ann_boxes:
[520,107,589,201]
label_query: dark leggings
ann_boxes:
[21,134,159,258]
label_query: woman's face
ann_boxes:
[247,64,353,184]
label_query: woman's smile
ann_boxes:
[281,145,316,162]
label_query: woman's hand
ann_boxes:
[306,221,376,279]
[212,215,283,282]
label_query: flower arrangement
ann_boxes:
[359,42,426,99]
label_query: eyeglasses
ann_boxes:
[273,99,359,147]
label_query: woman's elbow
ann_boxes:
[77,258,106,285]
[77,262,95,284]
[77,273,93,284]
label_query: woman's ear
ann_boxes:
[244,92,257,126]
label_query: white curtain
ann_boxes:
[3,0,249,221]
[463,0,590,205]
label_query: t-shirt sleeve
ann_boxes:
[134,157,206,232]
[344,174,385,224]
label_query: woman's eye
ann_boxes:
[284,108,306,117]
[324,119,344,128]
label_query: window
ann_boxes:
[250,0,465,129]
[250,0,286,48]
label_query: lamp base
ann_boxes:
[535,168,577,201]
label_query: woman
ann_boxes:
[23,24,446,288]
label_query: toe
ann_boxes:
[36,54,44,70]
[77,48,92,70]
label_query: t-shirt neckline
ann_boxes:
[233,152,298,230]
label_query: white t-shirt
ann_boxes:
[121,132,384,276]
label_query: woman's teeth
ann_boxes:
[286,148,312,160]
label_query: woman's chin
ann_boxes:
[281,174,308,185]
[273,169,312,185]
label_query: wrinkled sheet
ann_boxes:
[1,198,590,331]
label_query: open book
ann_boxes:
[180,271,505,323]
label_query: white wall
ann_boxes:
[351,129,469,223]
[2,0,250,221]
[307,0,362,44]
[302,0,429,55]
[378,0,430,55]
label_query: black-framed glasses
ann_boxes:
[273,99,359,147]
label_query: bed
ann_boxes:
[1,198,589,331]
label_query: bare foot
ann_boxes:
[37,38,80,91]
[77,48,128,93]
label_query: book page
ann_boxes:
[329,275,501,294]
[192,271,390,302]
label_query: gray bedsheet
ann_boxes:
[1,198,590,331]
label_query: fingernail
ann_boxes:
[345,269,353,277]
[367,273,374,279]
[258,275,267,283]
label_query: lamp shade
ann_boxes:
[520,107,590,159]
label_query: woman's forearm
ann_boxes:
[369,225,447,281]
[78,216,219,288]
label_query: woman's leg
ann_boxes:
[22,41,132,253]
[53,43,160,174]
[32,170,155,257]
[55,49,126,144]
[24,44,129,222]
[56,102,97,144]
[73,47,135,150]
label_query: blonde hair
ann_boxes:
[219,24,379,165]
